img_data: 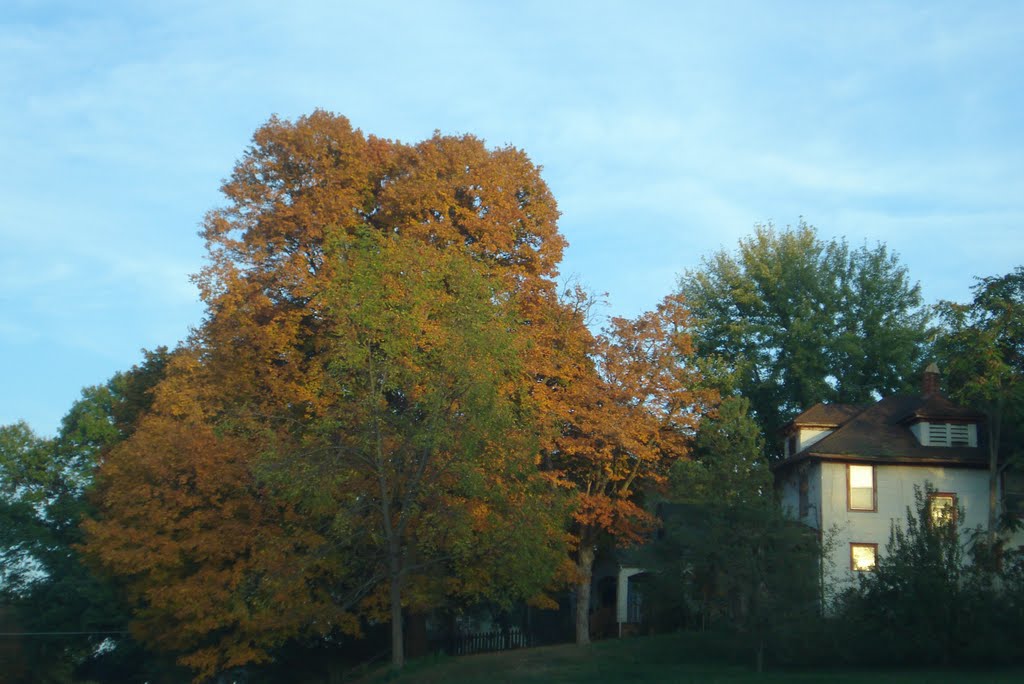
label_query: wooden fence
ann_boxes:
[433,626,533,656]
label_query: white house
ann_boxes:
[773,365,1000,595]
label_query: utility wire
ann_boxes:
[0,630,128,636]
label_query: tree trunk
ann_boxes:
[389,569,404,670]
[987,406,1002,545]
[575,543,595,646]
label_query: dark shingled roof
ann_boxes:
[773,394,987,472]
[785,403,866,430]
[899,394,985,422]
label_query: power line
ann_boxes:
[0,634,128,638]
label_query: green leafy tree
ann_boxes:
[834,483,1024,668]
[677,221,930,452]
[0,348,173,683]
[283,230,571,670]
[935,267,1024,539]
[650,397,816,672]
[670,396,771,506]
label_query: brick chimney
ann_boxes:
[922,362,941,397]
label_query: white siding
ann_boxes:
[818,462,989,597]
[778,468,801,519]
[777,462,823,528]
[798,428,833,452]
[910,422,925,445]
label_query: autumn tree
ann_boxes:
[677,221,930,452]
[540,292,717,645]
[934,267,1024,540]
[84,111,573,678]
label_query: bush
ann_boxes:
[829,485,1024,667]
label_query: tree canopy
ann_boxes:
[670,395,771,507]
[82,112,579,678]
[677,221,930,451]
[934,266,1024,536]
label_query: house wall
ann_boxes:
[778,461,823,528]
[818,461,989,596]
[778,467,799,518]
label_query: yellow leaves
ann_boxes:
[82,412,346,679]
[533,290,718,545]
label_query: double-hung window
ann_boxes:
[848,464,876,512]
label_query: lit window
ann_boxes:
[929,493,957,527]
[851,543,877,571]
[848,465,875,511]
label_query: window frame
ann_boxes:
[850,542,878,572]
[1004,468,1024,519]
[847,464,877,512]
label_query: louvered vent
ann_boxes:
[950,424,969,447]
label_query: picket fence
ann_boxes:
[434,626,533,656]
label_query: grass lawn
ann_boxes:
[355,634,1024,683]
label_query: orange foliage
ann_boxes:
[528,290,718,643]
[83,111,573,677]
[83,405,350,681]
[539,291,717,545]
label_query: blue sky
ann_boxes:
[2,1,1022,435]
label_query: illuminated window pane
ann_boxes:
[851,544,877,571]
[849,465,874,510]
[929,494,956,527]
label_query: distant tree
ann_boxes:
[652,396,816,672]
[934,267,1024,540]
[0,348,174,683]
[670,396,771,506]
[677,221,930,452]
